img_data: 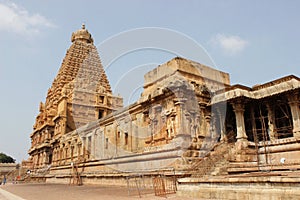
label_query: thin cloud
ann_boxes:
[0,1,55,35]
[210,34,248,55]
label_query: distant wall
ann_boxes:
[0,163,17,174]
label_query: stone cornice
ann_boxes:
[211,75,300,104]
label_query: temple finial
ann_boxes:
[71,23,93,43]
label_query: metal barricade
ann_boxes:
[126,170,177,198]
[126,174,148,198]
[152,175,177,197]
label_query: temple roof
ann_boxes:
[211,75,300,104]
[44,24,111,111]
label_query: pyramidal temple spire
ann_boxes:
[30,24,122,142]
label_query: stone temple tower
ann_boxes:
[28,25,123,169]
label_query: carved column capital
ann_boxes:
[232,101,245,113]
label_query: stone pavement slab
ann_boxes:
[0,183,197,200]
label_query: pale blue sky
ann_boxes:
[0,0,299,162]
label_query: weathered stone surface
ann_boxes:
[26,25,300,194]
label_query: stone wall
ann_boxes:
[0,163,17,174]
[178,180,300,199]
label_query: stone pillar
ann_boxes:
[42,152,45,165]
[64,144,67,161]
[39,153,42,166]
[71,145,74,161]
[54,149,57,165]
[210,113,218,139]
[129,119,133,151]
[198,103,206,138]
[53,149,56,165]
[218,111,226,141]
[204,114,211,138]
[131,114,138,152]
[288,93,300,138]
[77,143,82,160]
[103,95,107,105]
[57,147,60,163]
[216,105,226,142]
[151,119,158,141]
[194,114,201,137]
[92,134,96,159]
[114,124,118,156]
[34,154,38,168]
[88,135,93,159]
[185,113,192,137]
[174,95,190,150]
[232,101,248,148]
[40,152,43,166]
[82,137,87,159]
[265,103,277,141]
[43,151,47,165]
[174,98,187,135]
[52,149,55,165]
[59,148,62,164]
[73,142,77,159]
[154,105,162,138]
[36,154,39,167]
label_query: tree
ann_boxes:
[0,152,15,163]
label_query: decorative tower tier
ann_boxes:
[28,25,123,169]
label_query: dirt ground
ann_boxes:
[0,183,197,200]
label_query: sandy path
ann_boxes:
[0,183,197,200]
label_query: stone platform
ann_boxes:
[178,174,300,199]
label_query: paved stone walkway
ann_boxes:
[0,183,197,200]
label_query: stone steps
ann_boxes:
[188,142,234,177]
[228,162,300,174]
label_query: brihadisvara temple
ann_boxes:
[25,25,300,198]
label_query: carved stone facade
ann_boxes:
[28,26,300,187]
[43,56,231,173]
[28,25,122,169]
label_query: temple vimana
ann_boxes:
[25,25,300,198]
